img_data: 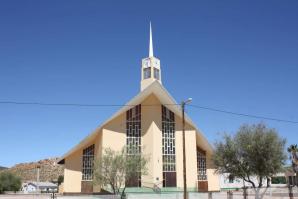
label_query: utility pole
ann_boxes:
[36,165,40,193]
[181,98,192,199]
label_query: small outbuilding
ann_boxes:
[22,181,58,193]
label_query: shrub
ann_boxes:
[58,175,64,185]
[0,172,22,193]
[271,176,286,184]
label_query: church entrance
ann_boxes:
[163,172,177,187]
[81,181,93,193]
[126,173,141,187]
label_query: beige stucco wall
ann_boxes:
[63,133,101,193]
[206,152,220,191]
[141,94,163,187]
[176,114,220,191]
[207,169,220,191]
[141,96,211,190]
[93,133,102,192]
[101,113,126,151]
[175,115,198,189]
[64,149,82,193]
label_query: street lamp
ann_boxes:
[181,98,192,199]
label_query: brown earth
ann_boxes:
[0,166,7,171]
[1,158,64,182]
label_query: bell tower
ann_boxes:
[140,23,162,91]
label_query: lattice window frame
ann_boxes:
[126,104,142,155]
[82,144,95,181]
[162,105,176,172]
[126,105,142,187]
[197,148,207,181]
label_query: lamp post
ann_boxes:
[181,98,192,199]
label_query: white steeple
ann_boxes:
[140,22,162,91]
[149,22,154,57]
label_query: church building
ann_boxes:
[58,24,220,194]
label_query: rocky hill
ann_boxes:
[4,158,64,182]
[0,166,7,171]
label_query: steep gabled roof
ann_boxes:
[58,81,213,164]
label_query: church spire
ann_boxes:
[141,22,161,91]
[149,22,153,57]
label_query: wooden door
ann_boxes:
[126,173,141,187]
[163,172,177,187]
[81,181,93,193]
[198,181,208,192]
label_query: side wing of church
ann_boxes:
[58,24,220,194]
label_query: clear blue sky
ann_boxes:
[0,0,297,167]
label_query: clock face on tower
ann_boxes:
[143,59,150,68]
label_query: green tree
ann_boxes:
[213,123,287,199]
[0,172,22,194]
[57,175,64,186]
[287,144,298,185]
[93,147,149,199]
[271,176,286,184]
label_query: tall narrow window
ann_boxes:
[197,148,207,181]
[162,105,176,187]
[82,144,95,181]
[154,68,160,80]
[143,68,151,79]
[126,104,141,187]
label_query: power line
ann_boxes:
[0,101,129,107]
[188,104,298,124]
[0,100,297,124]
[0,101,178,107]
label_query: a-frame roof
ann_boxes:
[58,81,213,163]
